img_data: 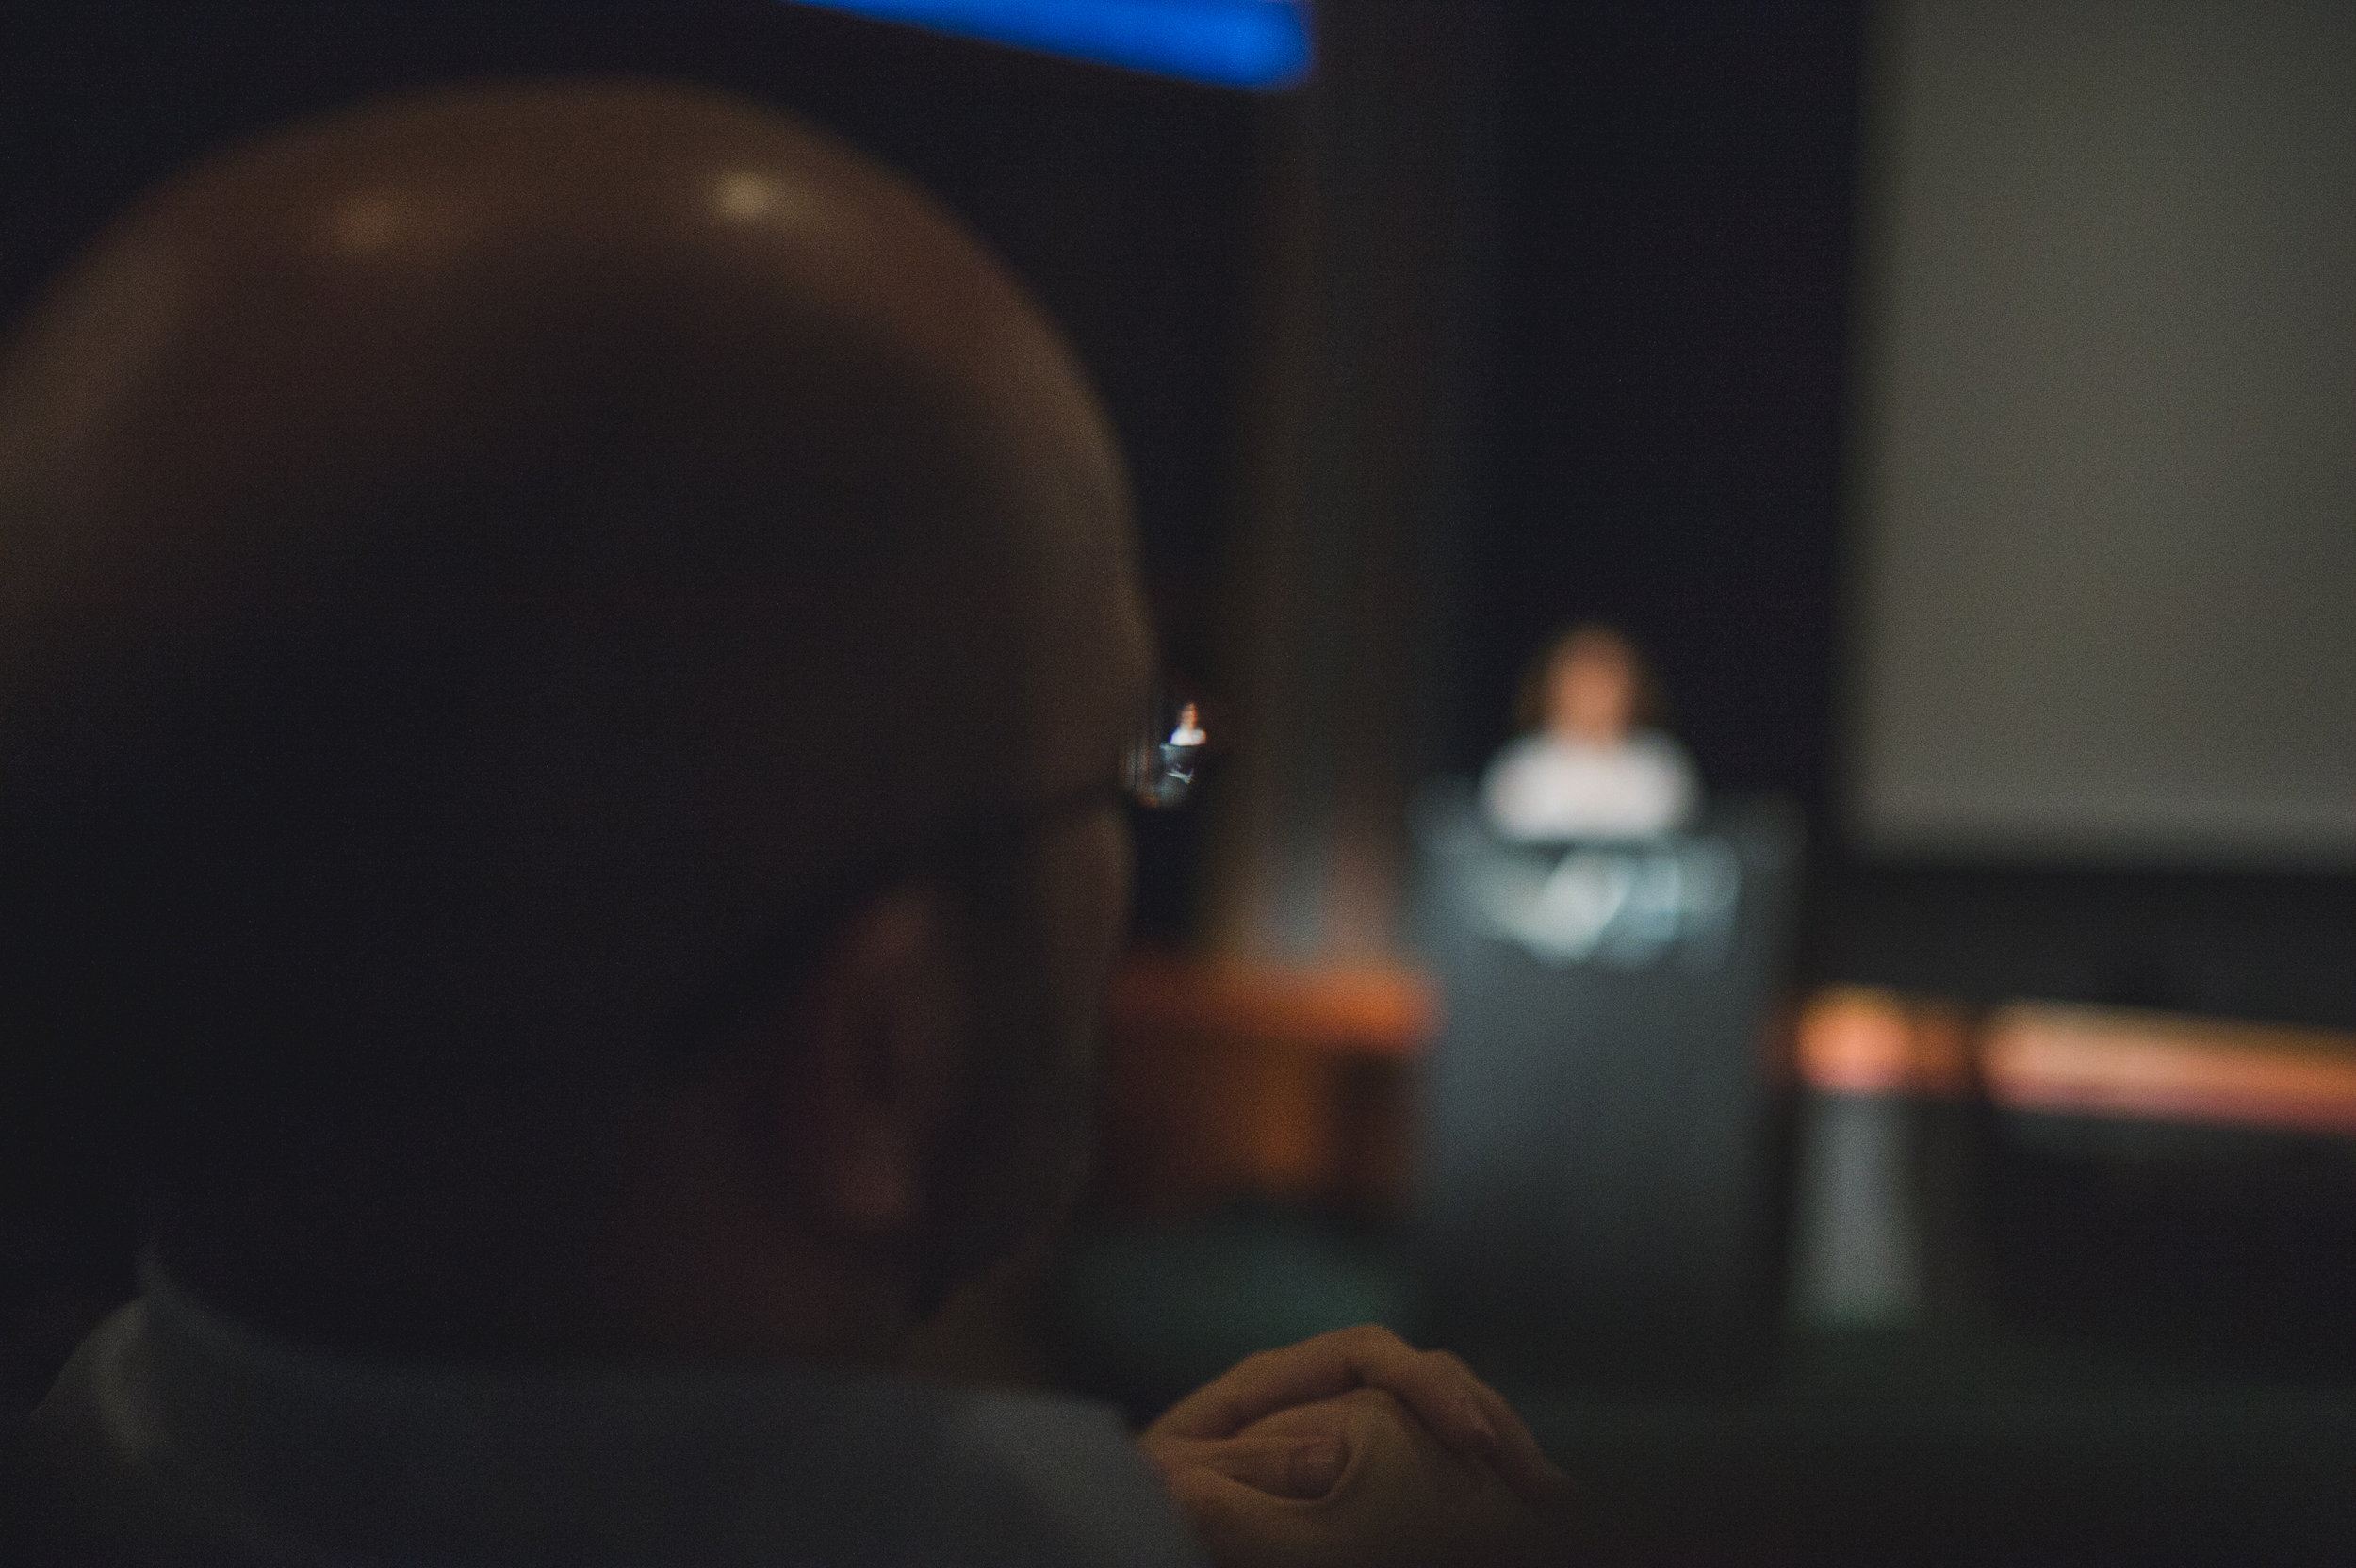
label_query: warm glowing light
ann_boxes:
[1799,988,2356,1134]
[782,0,1313,90]
[1798,987,1973,1098]
[1983,1003,2356,1135]
[1105,952,1434,1058]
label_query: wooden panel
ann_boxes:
[1094,952,1432,1212]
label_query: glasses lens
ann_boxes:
[1124,685,1210,809]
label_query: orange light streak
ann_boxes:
[1981,1003,2356,1136]
[1105,950,1436,1059]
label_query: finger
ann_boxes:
[1428,1353,1570,1500]
[1146,1342,1350,1444]
[1468,1387,1568,1499]
[1342,1342,1503,1458]
[1157,1462,1333,1568]
[1147,1433,1350,1502]
[1149,1326,1496,1452]
[1314,1340,1563,1494]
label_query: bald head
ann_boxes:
[9,81,1123,546]
[0,76,1143,843]
[0,82,1151,1338]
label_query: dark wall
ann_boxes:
[1457,0,1865,808]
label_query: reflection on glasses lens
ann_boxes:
[1126,690,1209,808]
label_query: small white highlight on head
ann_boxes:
[712,170,788,224]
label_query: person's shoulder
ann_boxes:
[1484,731,1557,771]
[1624,727,1688,757]
[1624,728,1698,774]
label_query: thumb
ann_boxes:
[1150,1433,1350,1501]
[1158,1463,1337,1568]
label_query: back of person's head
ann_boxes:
[1510,622,1666,739]
[0,80,1150,1354]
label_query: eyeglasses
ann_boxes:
[656,679,1215,1068]
[934,681,1215,869]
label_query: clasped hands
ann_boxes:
[1139,1325,1571,1568]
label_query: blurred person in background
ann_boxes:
[0,80,1563,1567]
[1483,623,1700,840]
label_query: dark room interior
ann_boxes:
[5,1,2353,1561]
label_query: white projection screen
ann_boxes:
[1845,0,2356,868]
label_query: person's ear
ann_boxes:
[777,887,966,1237]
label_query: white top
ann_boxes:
[12,1280,1209,1567]
[1481,729,1701,841]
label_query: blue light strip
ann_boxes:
[785,0,1313,90]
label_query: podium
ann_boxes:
[1413,793,1803,1392]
